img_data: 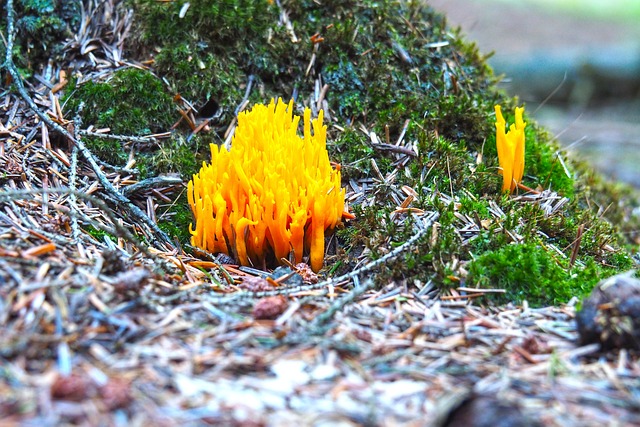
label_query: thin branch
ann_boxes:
[234,74,255,116]
[187,211,440,305]
[93,155,139,175]
[0,188,153,257]
[78,129,160,145]
[2,0,172,248]
[122,176,183,198]
[69,106,83,242]
[371,142,417,157]
[2,0,16,67]
[308,276,375,334]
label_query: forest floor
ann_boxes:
[1,1,639,426]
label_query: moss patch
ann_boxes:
[64,68,176,135]
[1,0,81,74]
[157,194,194,244]
[63,68,180,166]
[466,242,631,306]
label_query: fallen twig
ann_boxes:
[122,176,183,197]
[2,0,172,248]
[0,188,153,257]
[188,211,439,305]
[308,276,375,334]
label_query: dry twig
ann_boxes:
[2,0,172,248]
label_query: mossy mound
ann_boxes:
[61,0,637,306]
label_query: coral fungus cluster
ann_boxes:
[495,105,526,193]
[188,98,349,272]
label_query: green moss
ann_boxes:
[129,0,496,132]
[140,134,204,179]
[414,132,477,193]
[84,225,116,243]
[459,195,490,219]
[523,124,575,196]
[63,68,178,166]
[65,68,175,135]
[151,42,244,114]
[466,242,619,306]
[157,195,194,244]
[331,128,375,180]
[1,0,81,72]
[130,0,275,122]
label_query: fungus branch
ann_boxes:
[189,99,348,272]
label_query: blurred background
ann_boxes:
[429,0,640,187]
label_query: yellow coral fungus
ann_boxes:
[495,105,527,193]
[188,98,350,272]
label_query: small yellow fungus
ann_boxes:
[495,104,526,193]
[188,98,351,272]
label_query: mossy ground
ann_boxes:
[0,0,81,75]
[63,68,178,165]
[54,0,637,306]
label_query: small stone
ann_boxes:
[239,275,274,292]
[99,377,132,410]
[252,296,288,320]
[294,263,319,284]
[576,271,640,350]
[271,266,303,286]
[216,253,236,265]
[521,334,551,355]
[51,373,94,401]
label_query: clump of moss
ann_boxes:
[156,197,193,244]
[130,0,276,122]
[63,68,178,165]
[65,68,175,136]
[466,242,630,306]
[1,0,81,73]
[142,135,203,178]
[84,225,116,244]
